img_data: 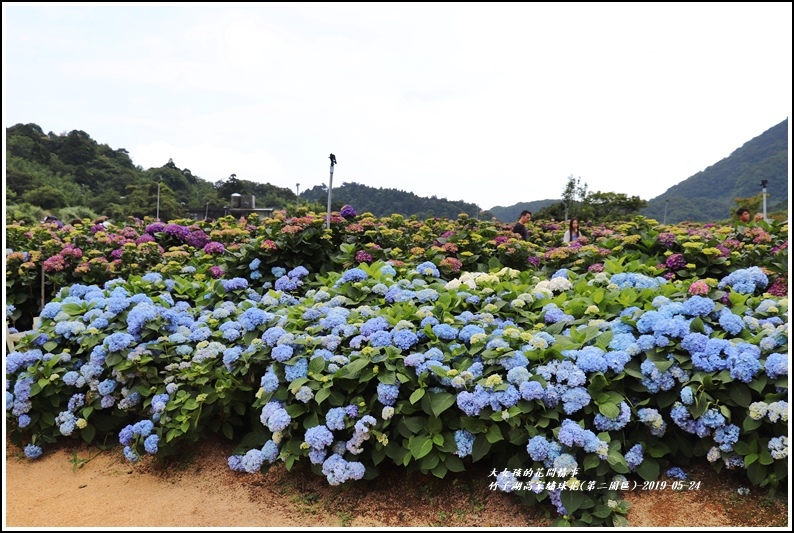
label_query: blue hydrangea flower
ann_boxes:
[454,429,476,458]
[144,434,160,454]
[666,466,688,480]
[765,353,787,379]
[625,443,644,472]
[24,443,43,459]
[376,383,400,406]
[415,261,440,277]
[305,425,334,449]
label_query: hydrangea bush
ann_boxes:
[6,250,788,526]
[6,213,787,332]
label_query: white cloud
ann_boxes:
[4,2,791,209]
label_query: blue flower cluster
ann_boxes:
[717,267,768,294]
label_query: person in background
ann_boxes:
[734,207,764,237]
[512,210,531,240]
[42,215,63,228]
[736,207,751,224]
[563,217,582,243]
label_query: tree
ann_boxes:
[561,175,588,220]
[732,193,763,220]
[583,191,647,221]
[58,130,96,166]
[22,185,68,210]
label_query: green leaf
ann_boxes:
[592,288,605,304]
[485,424,503,444]
[80,424,96,443]
[314,386,331,405]
[747,375,767,394]
[444,454,466,472]
[409,435,433,459]
[733,440,752,455]
[635,458,659,481]
[587,373,609,393]
[648,441,671,458]
[612,515,630,527]
[746,461,766,485]
[430,461,448,479]
[758,450,774,466]
[471,434,491,462]
[689,316,705,333]
[308,357,325,374]
[583,453,600,472]
[606,450,629,474]
[336,357,369,380]
[560,489,585,513]
[429,392,456,417]
[460,418,485,434]
[401,416,426,435]
[409,388,425,404]
[598,402,620,419]
[742,415,762,432]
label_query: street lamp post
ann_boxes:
[760,180,768,221]
[156,176,162,221]
[663,200,668,225]
[205,200,210,220]
[326,153,336,229]
[296,183,300,211]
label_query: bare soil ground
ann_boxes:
[3,436,789,529]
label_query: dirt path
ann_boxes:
[3,437,789,528]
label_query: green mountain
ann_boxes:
[4,124,485,222]
[487,200,559,223]
[640,119,788,223]
[6,119,788,224]
[299,181,483,219]
[486,119,788,224]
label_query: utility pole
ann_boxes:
[760,180,768,221]
[296,183,300,211]
[326,154,336,229]
[156,175,162,221]
[663,199,668,224]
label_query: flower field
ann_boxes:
[5,210,788,526]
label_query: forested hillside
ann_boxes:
[299,182,482,219]
[5,119,788,225]
[640,119,788,223]
[4,124,485,223]
[489,119,788,223]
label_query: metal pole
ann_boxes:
[759,180,769,222]
[205,200,209,220]
[762,188,768,221]
[156,177,161,221]
[296,183,300,211]
[326,164,334,229]
[663,200,668,224]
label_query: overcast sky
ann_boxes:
[3,3,791,210]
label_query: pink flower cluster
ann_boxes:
[688,280,709,295]
[439,257,463,272]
